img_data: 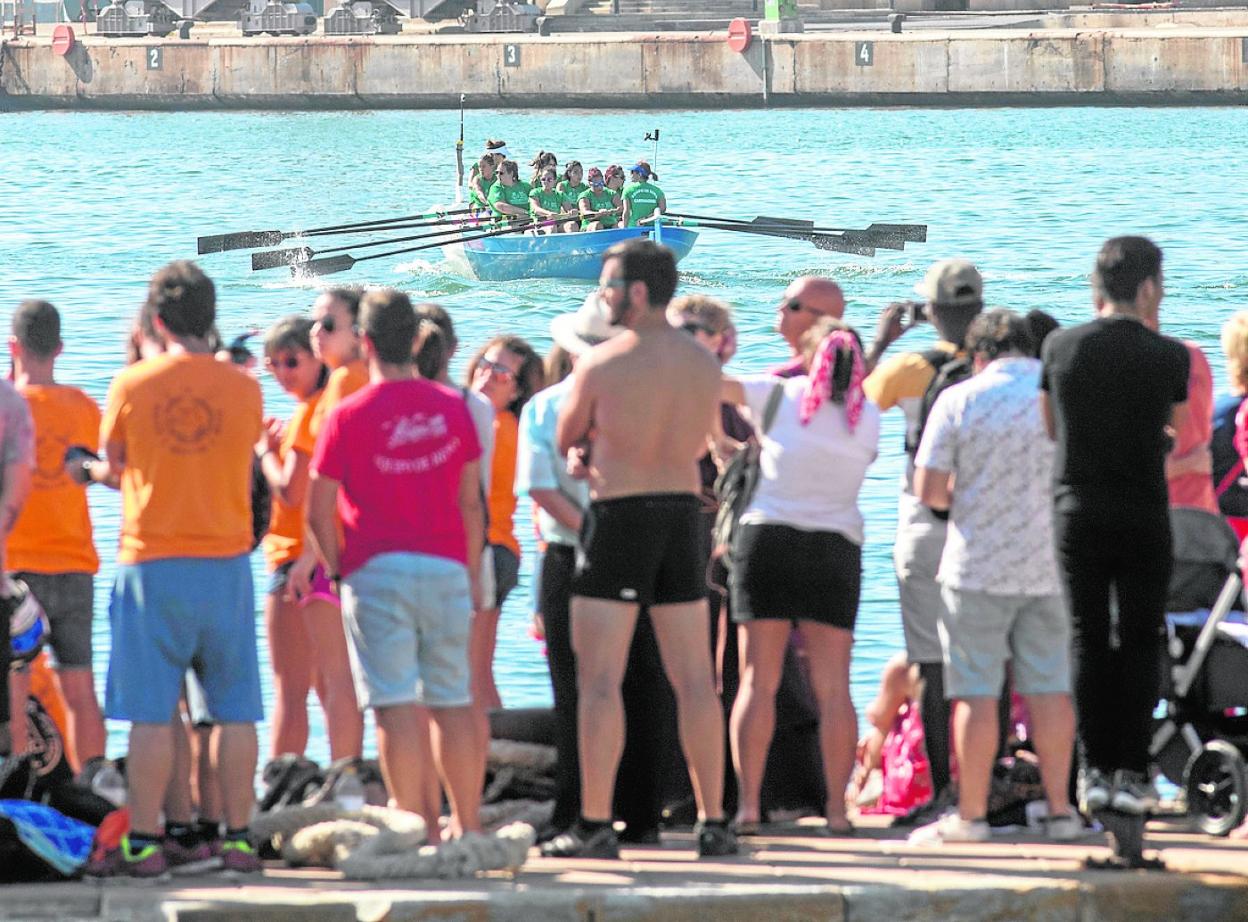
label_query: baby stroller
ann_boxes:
[1151,507,1248,836]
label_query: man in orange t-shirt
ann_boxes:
[86,261,264,878]
[7,300,104,771]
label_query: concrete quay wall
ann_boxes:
[2,28,1248,108]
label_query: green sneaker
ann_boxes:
[220,838,261,873]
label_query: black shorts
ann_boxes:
[730,523,861,631]
[572,493,707,607]
[491,543,521,609]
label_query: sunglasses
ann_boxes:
[479,357,516,379]
[315,314,340,333]
[267,355,301,370]
[782,297,826,315]
[681,321,716,337]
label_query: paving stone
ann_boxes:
[1078,873,1248,922]
[842,882,1079,922]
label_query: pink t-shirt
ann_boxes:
[1168,341,1217,514]
[311,378,481,576]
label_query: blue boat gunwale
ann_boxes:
[451,224,698,282]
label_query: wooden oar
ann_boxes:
[668,212,928,243]
[197,207,476,255]
[296,219,553,278]
[252,221,485,271]
[659,218,877,257]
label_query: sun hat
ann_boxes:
[914,258,983,308]
[550,291,625,355]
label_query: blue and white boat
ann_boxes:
[445,224,698,282]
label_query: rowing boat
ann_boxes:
[444,224,698,282]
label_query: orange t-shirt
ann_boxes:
[262,390,322,571]
[101,353,263,565]
[309,359,369,440]
[7,384,101,574]
[487,410,519,555]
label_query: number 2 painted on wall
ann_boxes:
[147,46,163,70]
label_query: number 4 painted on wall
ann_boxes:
[855,41,873,67]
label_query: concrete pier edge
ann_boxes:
[3,23,1248,109]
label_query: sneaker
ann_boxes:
[617,825,661,845]
[1044,809,1087,842]
[695,820,738,858]
[907,812,991,846]
[1078,768,1113,814]
[120,836,168,878]
[163,836,212,867]
[1110,770,1159,815]
[219,839,262,873]
[891,785,956,829]
[538,823,620,859]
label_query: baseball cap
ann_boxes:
[915,258,983,308]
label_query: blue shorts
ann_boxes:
[105,555,263,725]
[341,552,472,709]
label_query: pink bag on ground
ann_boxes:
[867,700,933,816]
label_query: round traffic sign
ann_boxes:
[727,17,752,54]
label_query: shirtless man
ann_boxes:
[546,239,735,859]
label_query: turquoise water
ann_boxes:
[3,107,1248,765]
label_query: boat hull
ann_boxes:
[450,225,697,282]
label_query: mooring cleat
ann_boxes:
[1084,808,1166,871]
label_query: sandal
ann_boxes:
[729,819,762,837]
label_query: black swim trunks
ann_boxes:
[572,493,707,607]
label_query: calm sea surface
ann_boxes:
[2,107,1247,763]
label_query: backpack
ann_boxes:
[904,349,973,457]
[712,383,784,568]
[1213,394,1248,517]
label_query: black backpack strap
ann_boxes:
[760,382,784,435]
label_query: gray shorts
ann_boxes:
[341,551,472,709]
[939,586,1072,699]
[892,495,948,664]
[15,572,94,670]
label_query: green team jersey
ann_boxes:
[622,181,664,227]
[469,174,495,210]
[557,181,589,210]
[529,187,564,219]
[488,181,531,221]
[577,188,618,229]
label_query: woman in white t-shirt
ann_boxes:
[721,317,880,836]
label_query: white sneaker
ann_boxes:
[1110,770,1158,815]
[907,812,991,846]
[1044,809,1087,842]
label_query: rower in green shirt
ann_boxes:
[621,161,666,228]
[529,169,567,234]
[557,161,589,229]
[577,166,620,231]
[468,154,498,214]
[488,159,532,226]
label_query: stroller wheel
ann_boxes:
[1184,740,1248,837]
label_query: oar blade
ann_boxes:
[252,246,313,271]
[866,223,927,243]
[813,234,876,257]
[295,255,356,278]
[197,230,284,254]
[755,216,816,230]
[845,230,907,251]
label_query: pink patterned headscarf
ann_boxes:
[800,330,866,430]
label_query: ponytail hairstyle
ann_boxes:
[799,317,866,429]
[562,160,583,185]
[477,154,496,174]
[412,302,458,381]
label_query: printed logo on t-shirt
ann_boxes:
[384,412,449,449]
[619,588,638,601]
[154,389,222,454]
[32,430,72,489]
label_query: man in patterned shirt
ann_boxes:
[909,309,1078,844]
